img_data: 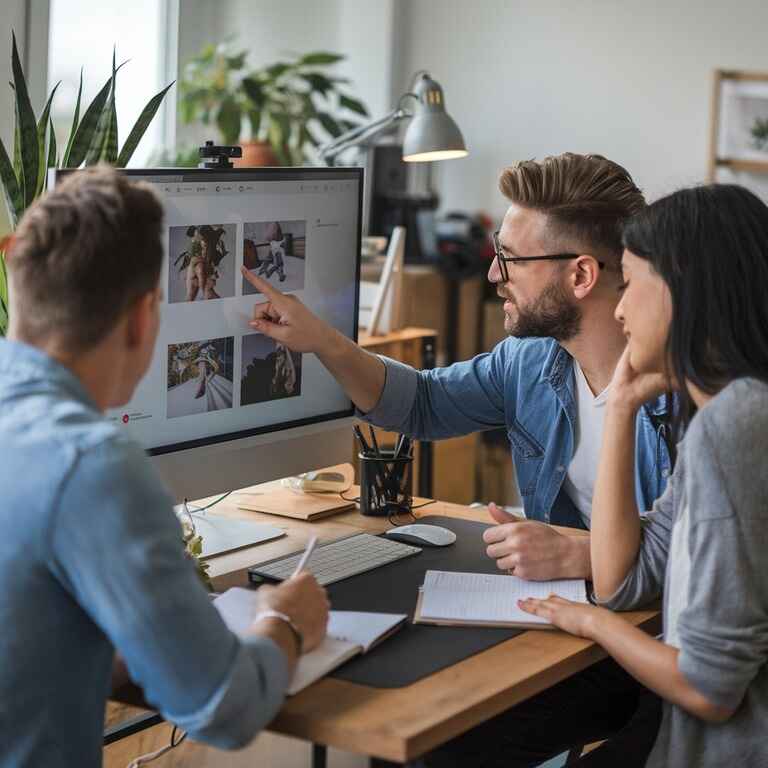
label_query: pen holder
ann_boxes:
[358,450,413,517]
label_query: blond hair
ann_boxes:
[499,153,645,264]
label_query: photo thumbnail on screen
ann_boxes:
[168,223,237,303]
[167,337,235,418]
[240,333,302,407]
[243,220,306,294]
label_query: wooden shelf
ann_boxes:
[714,157,768,174]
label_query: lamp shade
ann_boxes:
[402,73,468,162]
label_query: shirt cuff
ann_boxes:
[356,356,419,430]
[166,636,290,749]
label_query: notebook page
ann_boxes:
[328,611,407,652]
[419,570,588,625]
[288,636,359,695]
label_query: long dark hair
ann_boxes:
[622,184,768,433]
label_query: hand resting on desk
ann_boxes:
[483,503,592,581]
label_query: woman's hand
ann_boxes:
[608,346,670,414]
[517,595,607,639]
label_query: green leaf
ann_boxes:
[116,81,174,168]
[241,76,265,108]
[12,92,23,201]
[86,50,120,166]
[265,62,291,80]
[300,72,333,96]
[339,93,369,117]
[247,107,262,139]
[35,81,60,196]
[215,95,242,145]
[85,48,117,165]
[62,68,83,167]
[65,69,119,168]
[303,125,321,148]
[47,117,57,172]
[316,111,342,138]
[225,52,247,70]
[299,52,344,66]
[0,137,22,223]
[11,32,39,208]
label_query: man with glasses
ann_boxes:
[240,152,672,764]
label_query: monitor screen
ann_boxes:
[51,167,362,455]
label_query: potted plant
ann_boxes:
[179,42,369,166]
[0,33,174,336]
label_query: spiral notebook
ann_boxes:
[413,570,589,629]
[213,589,407,694]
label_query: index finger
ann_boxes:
[241,265,283,301]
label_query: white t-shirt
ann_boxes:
[562,360,610,528]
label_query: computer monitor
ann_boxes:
[50,166,362,505]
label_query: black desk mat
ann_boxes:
[327,515,523,688]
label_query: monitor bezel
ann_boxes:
[50,165,363,457]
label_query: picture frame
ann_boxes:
[709,69,768,180]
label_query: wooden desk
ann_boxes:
[106,495,659,767]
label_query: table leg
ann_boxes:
[312,743,327,768]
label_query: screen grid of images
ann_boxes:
[164,218,306,420]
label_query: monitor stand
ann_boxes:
[176,503,286,559]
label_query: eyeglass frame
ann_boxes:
[492,230,605,283]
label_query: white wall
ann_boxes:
[392,0,768,219]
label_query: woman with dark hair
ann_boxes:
[519,184,768,766]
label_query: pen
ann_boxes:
[368,426,381,457]
[292,535,318,577]
[353,425,371,455]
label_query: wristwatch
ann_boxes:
[254,609,303,654]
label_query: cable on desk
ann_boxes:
[126,726,186,767]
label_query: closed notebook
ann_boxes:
[213,588,407,695]
[413,570,589,629]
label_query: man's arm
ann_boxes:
[51,442,326,750]
[242,268,385,412]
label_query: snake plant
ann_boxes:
[0,32,175,336]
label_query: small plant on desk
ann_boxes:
[181,519,213,591]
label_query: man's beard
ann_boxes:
[506,280,581,341]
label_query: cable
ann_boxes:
[189,490,233,512]
[126,726,187,767]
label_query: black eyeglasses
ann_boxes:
[492,231,604,283]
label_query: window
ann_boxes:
[47,0,174,166]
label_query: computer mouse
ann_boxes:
[384,523,457,547]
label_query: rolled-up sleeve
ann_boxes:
[49,439,289,749]
[358,339,511,440]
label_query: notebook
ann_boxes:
[413,570,589,629]
[213,588,407,694]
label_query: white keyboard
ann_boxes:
[248,533,422,587]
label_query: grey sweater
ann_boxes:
[600,378,768,767]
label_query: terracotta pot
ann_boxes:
[234,140,280,167]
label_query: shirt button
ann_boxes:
[662,469,670,477]
[556,465,565,472]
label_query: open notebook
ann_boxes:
[213,588,407,694]
[414,570,589,629]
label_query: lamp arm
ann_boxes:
[319,108,410,164]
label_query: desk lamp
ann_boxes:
[319,72,468,165]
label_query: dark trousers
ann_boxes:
[422,658,662,768]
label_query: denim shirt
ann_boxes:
[361,336,672,528]
[0,340,289,768]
